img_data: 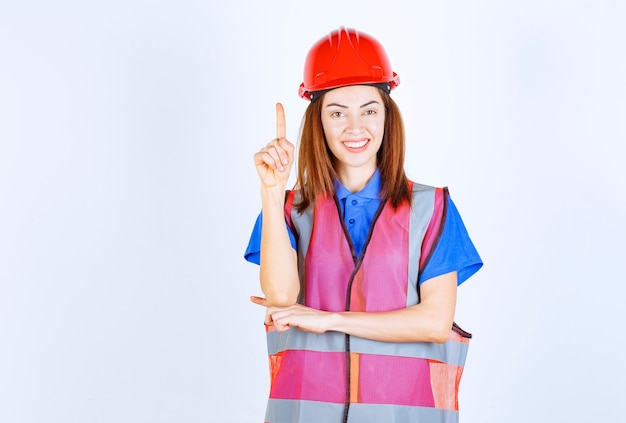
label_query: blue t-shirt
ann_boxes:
[244,172,482,285]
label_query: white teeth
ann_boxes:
[344,140,368,148]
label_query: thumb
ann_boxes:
[250,296,268,307]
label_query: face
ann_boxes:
[320,85,385,180]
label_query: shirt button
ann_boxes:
[348,218,355,225]
[351,199,358,206]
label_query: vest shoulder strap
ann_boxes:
[284,189,307,242]
[417,186,449,279]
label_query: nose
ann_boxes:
[346,114,364,134]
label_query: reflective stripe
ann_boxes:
[351,336,469,367]
[268,328,469,367]
[265,399,459,423]
[267,327,346,355]
[265,399,344,423]
[407,183,437,306]
[348,402,459,423]
[288,191,313,303]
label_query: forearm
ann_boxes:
[316,272,457,343]
[328,303,455,343]
[264,273,458,342]
[259,186,299,306]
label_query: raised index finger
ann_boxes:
[276,102,286,140]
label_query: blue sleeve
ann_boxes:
[418,198,483,286]
[243,211,298,265]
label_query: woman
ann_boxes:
[245,27,482,423]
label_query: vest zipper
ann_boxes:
[333,195,387,423]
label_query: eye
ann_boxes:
[363,109,377,116]
[331,111,345,118]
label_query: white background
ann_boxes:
[1,1,624,422]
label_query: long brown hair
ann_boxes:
[294,88,411,212]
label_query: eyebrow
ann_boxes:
[325,100,381,109]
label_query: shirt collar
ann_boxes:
[334,169,382,201]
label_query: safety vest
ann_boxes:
[264,181,472,423]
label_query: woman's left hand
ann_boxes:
[250,296,331,334]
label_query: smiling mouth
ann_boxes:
[343,140,369,148]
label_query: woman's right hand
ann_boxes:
[254,103,295,189]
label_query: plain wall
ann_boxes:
[1,1,624,421]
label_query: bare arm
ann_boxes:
[252,271,457,343]
[253,103,299,306]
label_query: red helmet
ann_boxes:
[298,27,400,101]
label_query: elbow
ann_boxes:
[405,322,451,344]
[426,322,453,344]
[259,273,300,306]
[266,295,297,307]
[264,288,299,307]
[430,331,450,344]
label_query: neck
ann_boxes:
[337,165,376,193]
